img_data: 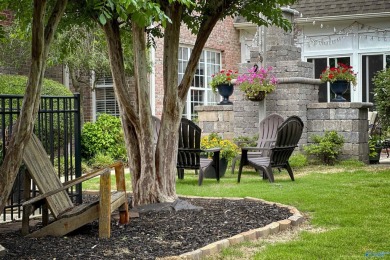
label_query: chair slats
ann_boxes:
[238,115,304,183]
[232,113,284,174]
[23,134,73,218]
[177,118,220,185]
[22,134,129,238]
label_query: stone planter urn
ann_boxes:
[330,80,349,102]
[217,84,234,105]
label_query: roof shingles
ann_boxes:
[291,0,390,18]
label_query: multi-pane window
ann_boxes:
[308,57,351,102]
[94,77,120,119]
[309,54,390,106]
[179,47,221,119]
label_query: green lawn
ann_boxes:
[84,162,390,259]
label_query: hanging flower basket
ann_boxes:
[246,91,266,101]
[236,65,277,102]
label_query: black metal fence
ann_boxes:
[0,94,82,221]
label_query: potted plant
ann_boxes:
[210,69,238,105]
[319,63,357,102]
[200,133,239,178]
[236,65,278,101]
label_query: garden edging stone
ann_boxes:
[168,195,305,260]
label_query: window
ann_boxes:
[93,77,120,120]
[308,57,351,102]
[179,47,221,119]
[362,54,390,109]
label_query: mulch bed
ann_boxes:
[0,196,292,259]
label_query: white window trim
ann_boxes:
[179,46,222,119]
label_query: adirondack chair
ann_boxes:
[237,115,304,183]
[177,118,220,185]
[231,113,284,174]
[21,133,129,238]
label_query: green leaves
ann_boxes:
[304,131,345,165]
[373,68,390,132]
[81,114,127,161]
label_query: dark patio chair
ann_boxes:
[231,113,284,174]
[237,115,304,183]
[177,118,220,185]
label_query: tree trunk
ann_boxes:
[155,3,184,203]
[99,1,231,207]
[69,66,85,126]
[0,0,67,215]
[102,19,161,206]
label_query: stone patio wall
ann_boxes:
[307,102,373,163]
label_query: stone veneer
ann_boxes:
[307,102,373,163]
[194,105,234,141]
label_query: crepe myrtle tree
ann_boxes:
[85,0,296,206]
[0,0,68,215]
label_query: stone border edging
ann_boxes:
[169,196,304,260]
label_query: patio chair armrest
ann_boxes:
[23,166,113,207]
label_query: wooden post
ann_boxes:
[22,173,32,235]
[114,162,129,224]
[99,168,111,238]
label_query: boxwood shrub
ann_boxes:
[0,74,73,96]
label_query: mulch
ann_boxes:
[0,196,292,260]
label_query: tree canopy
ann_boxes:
[0,0,297,213]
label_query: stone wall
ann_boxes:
[266,78,320,146]
[307,102,373,162]
[194,105,234,140]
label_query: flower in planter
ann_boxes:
[201,133,239,162]
[236,66,278,100]
[210,69,238,93]
[319,62,357,86]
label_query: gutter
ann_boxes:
[296,12,390,24]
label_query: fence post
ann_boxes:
[74,93,82,204]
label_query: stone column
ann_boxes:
[194,105,234,140]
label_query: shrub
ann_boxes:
[288,153,308,168]
[373,68,390,132]
[0,74,73,96]
[0,74,73,162]
[89,153,115,169]
[304,131,345,165]
[81,114,127,161]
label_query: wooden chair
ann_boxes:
[21,133,129,238]
[238,115,304,183]
[231,113,284,174]
[177,118,220,185]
